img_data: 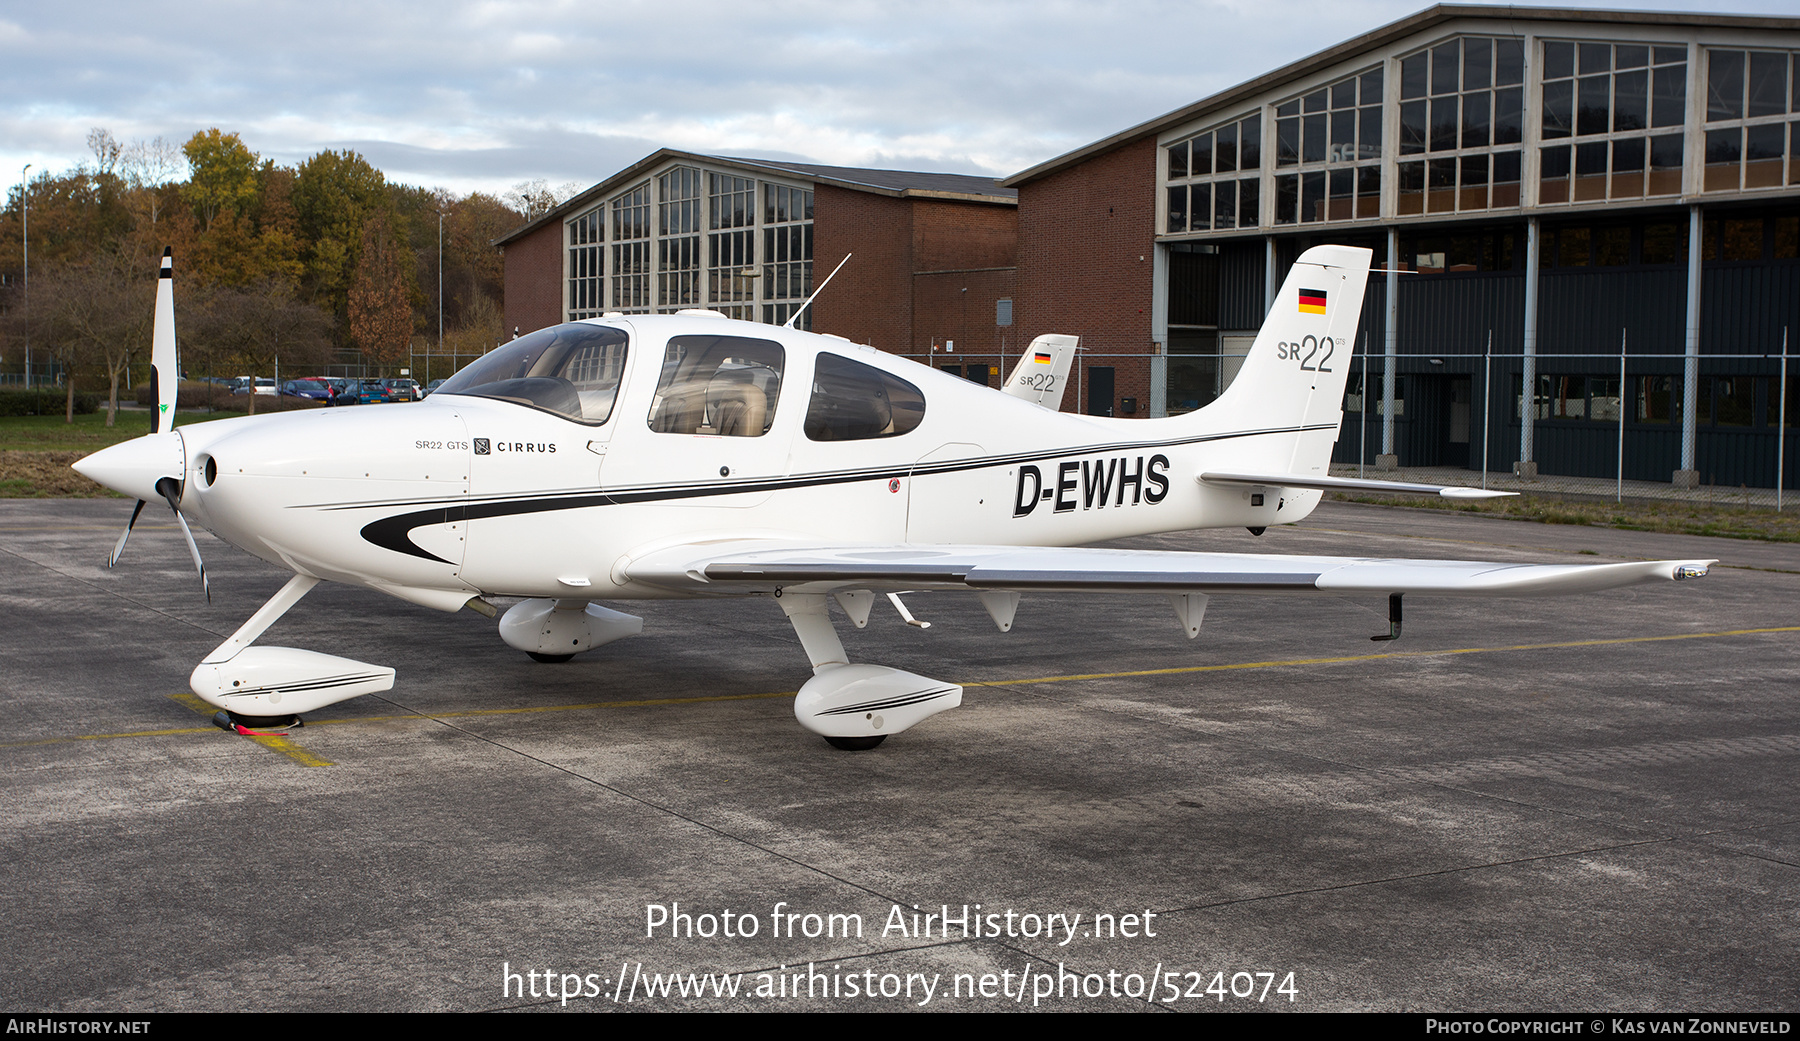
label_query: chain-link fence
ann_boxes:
[1336,348,1794,510]
[896,343,1797,511]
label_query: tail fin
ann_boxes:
[152,247,178,435]
[1002,334,1079,409]
[1199,244,1372,477]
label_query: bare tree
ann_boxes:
[87,128,124,177]
[3,255,151,423]
[189,281,334,415]
[120,137,186,225]
[504,179,583,221]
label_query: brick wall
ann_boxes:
[502,220,562,337]
[1014,138,1158,414]
[813,187,914,352]
[814,187,1020,380]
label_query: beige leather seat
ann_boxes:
[712,382,768,437]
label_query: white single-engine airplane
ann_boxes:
[77,245,1712,749]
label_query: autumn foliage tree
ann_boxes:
[348,213,414,373]
[0,127,527,405]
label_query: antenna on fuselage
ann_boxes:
[783,252,853,330]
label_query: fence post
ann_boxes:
[1481,332,1491,491]
[1780,327,1788,512]
[1358,333,1368,479]
[1382,228,1398,465]
[1618,329,1626,504]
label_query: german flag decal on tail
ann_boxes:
[1298,288,1328,315]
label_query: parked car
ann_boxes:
[354,379,392,404]
[381,378,422,402]
[230,377,278,396]
[281,379,332,401]
[313,377,356,405]
[422,378,448,397]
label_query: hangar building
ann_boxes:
[1006,4,1800,487]
[497,150,1021,384]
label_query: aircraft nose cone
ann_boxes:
[72,432,185,503]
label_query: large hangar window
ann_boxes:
[1271,66,1383,225]
[1166,112,1263,232]
[568,207,604,320]
[804,353,926,441]
[1537,41,1686,205]
[1394,36,1526,215]
[709,173,757,321]
[611,183,652,312]
[1700,49,1800,193]
[658,167,703,310]
[763,185,814,329]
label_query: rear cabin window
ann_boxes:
[804,353,926,441]
[647,335,785,437]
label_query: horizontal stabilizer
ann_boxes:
[1200,471,1516,499]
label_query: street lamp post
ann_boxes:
[436,210,444,387]
[20,163,29,389]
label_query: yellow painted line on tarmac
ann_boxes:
[167,692,216,715]
[244,734,335,767]
[5,626,1795,751]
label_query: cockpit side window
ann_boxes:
[433,323,629,425]
[804,353,926,441]
[647,335,785,437]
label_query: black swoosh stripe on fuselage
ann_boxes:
[355,423,1338,562]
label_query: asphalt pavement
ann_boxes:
[2,498,1795,1012]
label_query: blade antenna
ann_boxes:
[783,253,852,329]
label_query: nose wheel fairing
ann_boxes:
[186,574,395,720]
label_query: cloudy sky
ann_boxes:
[4,1,1794,199]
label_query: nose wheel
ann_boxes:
[824,735,886,751]
[212,711,304,735]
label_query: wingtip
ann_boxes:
[1671,561,1715,580]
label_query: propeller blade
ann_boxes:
[155,476,208,603]
[107,499,149,568]
[152,247,178,436]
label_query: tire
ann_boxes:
[824,735,886,751]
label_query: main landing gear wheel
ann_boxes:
[527,652,575,663]
[824,735,886,751]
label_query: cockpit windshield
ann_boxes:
[434,323,629,424]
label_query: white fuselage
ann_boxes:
[169,315,1328,613]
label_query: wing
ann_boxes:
[623,541,1714,597]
